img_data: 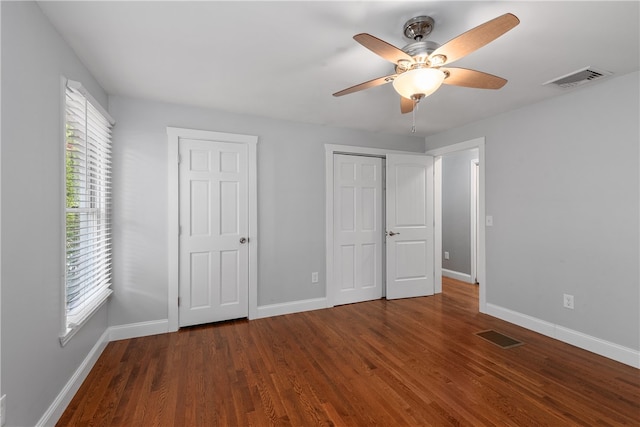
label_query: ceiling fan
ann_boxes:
[333,13,520,115]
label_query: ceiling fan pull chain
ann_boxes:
[411,99,417,133]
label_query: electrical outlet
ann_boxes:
[563,294,574,309]
[311,272,319,283]
[1,394,6,426]
[444,251,450,260]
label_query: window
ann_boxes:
[61,79,114,345]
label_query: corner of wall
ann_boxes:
[35,330,110,427]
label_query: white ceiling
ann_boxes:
[38,1,639,137]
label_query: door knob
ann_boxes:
[240,237,248,244]
[386,231,400,236]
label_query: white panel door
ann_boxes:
[333,154,383,305]
[179,138,249,326]
[386,154,434,299]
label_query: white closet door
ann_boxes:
[386,154,434,299]
[333,154,383,305]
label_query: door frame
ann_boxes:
[470,158,479,284]
[167,127,258,332]
[325,144,430,307]
[427,137,487,312]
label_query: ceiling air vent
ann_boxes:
[543,66,613,89]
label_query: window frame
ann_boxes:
[60,78,115,346]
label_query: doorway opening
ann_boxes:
[428,137,486,312]
[438,148,479,284]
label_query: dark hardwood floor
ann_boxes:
[58,278,640,426]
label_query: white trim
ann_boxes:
[166,127,258,330]
[59,289,112,346]
[65,79,114,125]
[433,157,442,293]
[427,138,485,157]
[247,138,259,320]
[426,137,486,312]
[555,326,640,368]
[254,298,328,319]
[59,76,68,340]
[325,148,335,308]
[0,3,3,410]
[167,129,179,332]
[470,158,479,284]
[486,303,640,368]
[36,329,111,427]
[324,144,419,157]
[38,320,167,426]
[325,144,428,308]
[108,319,169,342]
[442,268,473,283]
[485,303,558,337]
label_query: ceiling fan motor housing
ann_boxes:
[396,40,441,72]
[403,16,435,40]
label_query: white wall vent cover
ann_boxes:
[543,66,613,89]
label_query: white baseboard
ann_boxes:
[37,320,169,426]
[252,297,328,319]
[442,268,473,283]
[36,329,111,427]
[485,303,555,337]
[486,303,640,369]
[41,301,638,427]
[555,326,640,368]
[108,319,169,342]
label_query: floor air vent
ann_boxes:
[475,330,523,349]
[543,66,613,89]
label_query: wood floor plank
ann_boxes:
[58,278,640,426]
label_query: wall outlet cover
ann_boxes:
[563,294,575,309]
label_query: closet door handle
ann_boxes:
[240,237,248,244]
[386,231,399,237]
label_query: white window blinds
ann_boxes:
[62,80,114,343]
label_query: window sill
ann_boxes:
[59,288,112,347]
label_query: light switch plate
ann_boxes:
[486,216,493,226]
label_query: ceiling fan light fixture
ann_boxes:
[392,68,445,99]
[429,54,446,67]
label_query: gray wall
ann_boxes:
[3,3,636,425]
[0,3,423,422]
[426,71,640,351]
[108,96,425,326]
[442,148,478,275]
[1,2,111,426]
